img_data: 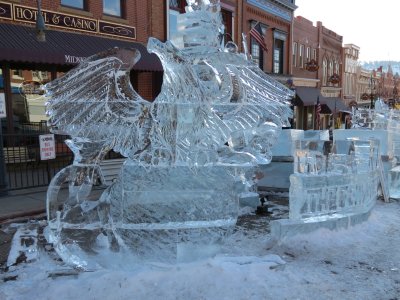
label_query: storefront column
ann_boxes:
[0,64,8,195]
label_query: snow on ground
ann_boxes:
[1,201,400,300]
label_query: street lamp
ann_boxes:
[36,0,46,42]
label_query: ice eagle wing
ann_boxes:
[45,48,153,158]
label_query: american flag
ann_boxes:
[249,22,268,52]
[315,96,321,129]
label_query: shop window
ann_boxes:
[292,42,297,67]
[103,0,124,18]
[9,69,50,125]
[61,0,86,10]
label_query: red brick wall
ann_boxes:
[1,0,165,43]
[243,3,291,74]
[292,16,319,80]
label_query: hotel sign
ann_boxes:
[8,3,135,39]
[14,4,97,33]
[0,2,12,20]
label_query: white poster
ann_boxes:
[0,93,6,118]
[39,134,56,160]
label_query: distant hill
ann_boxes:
[360,61,400,76]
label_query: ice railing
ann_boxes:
[289,139,379,220]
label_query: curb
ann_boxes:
[0,209,46,224]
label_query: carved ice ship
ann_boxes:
[44,0,293,269]
[270,100,397,240]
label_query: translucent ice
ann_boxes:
[44,0,293,269]
[290,139,379,220]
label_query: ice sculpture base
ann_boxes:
[46,163,249,269]
[271,208,373,241]
[99,162,248,264]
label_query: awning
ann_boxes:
[324,97,350,114]
[295,86,330,113]
[0,23,162,72]
[295,87,349,114]
[295,86,322,106]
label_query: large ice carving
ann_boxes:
[348,102,400,200]
[44,0,293,269]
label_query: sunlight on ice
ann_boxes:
[43,0,293,269]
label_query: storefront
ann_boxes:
[294,87,349,130]
[0,6,163,191]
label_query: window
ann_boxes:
[312,49,317,60]
[292,42,297,67]
[273,39,284,74]
[103,0,123,17]
[9,69,51,124]
[329,60,333,78]
[299,44,304,68]
[306,47,311,62]
[251,38,262,68]
[322,58,327,85]
[334,61,340,74]
[273,30,286,74]
[250,21,265,69]
[61,0,85,10]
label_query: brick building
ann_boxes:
[0,0,166,136]
[292,15,348,129]
[239,0,296,78]
[0,0,166,192]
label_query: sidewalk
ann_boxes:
[0,187,48,223]
[0,186,107,223]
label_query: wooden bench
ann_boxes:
[98,158,126,186]
[4,147,35,164]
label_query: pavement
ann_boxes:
[0,187,50,223]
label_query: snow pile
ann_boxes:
[1,201,399,300]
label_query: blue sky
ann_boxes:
[295,0,399,62]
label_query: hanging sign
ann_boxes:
[0,93,6,118]
[39,134,56,160]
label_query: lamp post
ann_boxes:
[36,0,46,42]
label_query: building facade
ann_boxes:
[240,0,296,78]
[0,0,167,192]
[292,16,348,130]
[342,44,359,107]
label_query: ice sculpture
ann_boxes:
[345,101,400,200]
[290,139,379,219]
[44,0,293,269]
[271,138,379,240]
